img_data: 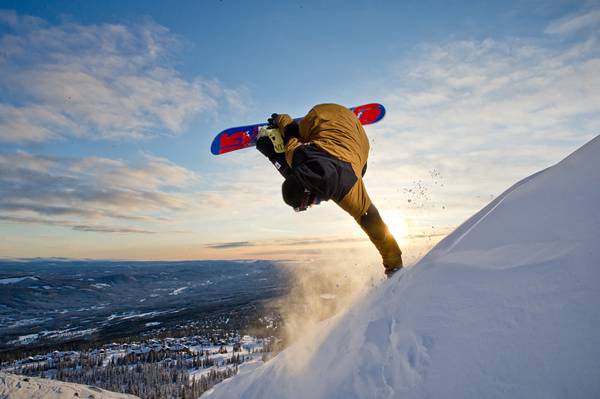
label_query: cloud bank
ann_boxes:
[0,151,198,233]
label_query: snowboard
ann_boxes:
[211,103,386,155]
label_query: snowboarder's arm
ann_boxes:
[284,137,302,168]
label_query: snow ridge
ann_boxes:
[206,135,600,399]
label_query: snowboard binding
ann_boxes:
[257,126,285,153]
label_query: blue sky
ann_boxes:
[1,0,599,262]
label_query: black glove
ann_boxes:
[267,113,278,128]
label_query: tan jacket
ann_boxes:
[276,104,372,220]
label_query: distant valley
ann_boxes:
[0,259,290,352]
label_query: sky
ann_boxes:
[0,0,599,263]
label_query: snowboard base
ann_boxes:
[211,103,386,155]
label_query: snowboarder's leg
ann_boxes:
[359,204,403,276]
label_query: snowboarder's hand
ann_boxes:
[267,113,278,129]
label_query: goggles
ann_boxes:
[294,188,320,212]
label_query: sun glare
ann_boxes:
[386,212,409,241]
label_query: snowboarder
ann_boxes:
[256,103,403,276]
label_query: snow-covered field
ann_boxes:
[205,135,600,399]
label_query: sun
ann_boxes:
[386,212,409,241]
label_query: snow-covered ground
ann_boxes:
[188,335,270,381]
[205,135,600,399]
[7,328,98,346]
[0,371,139,399]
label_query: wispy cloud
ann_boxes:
[0,215,156,234]
[71,225,156,234]
[205,241,255,249]
[0,10,245,143]
[0,151,198,233]
[205,237,368,250]
[276,237,367,247]
[545,8,600,35]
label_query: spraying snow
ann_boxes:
[205,135,600,399]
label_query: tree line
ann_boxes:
[11,347,247,399]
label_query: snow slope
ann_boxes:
[0,372,140,399]
[205,135,600,399]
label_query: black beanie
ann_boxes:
[281,175,306,208]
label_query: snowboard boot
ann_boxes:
[359,204,403,277]
[383,254,403,277]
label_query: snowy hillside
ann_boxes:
[0,371,139,399]
[205,135,600,399]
